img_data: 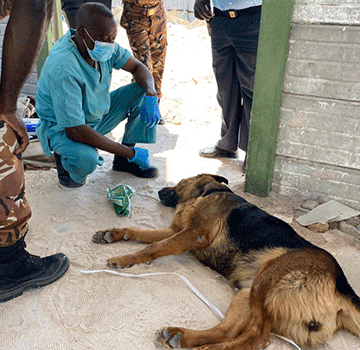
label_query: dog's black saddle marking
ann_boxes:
[227,203,314,253]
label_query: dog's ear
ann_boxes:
[211,175,229,185]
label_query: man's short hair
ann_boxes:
[76,2,114,29]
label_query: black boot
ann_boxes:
[53,153,85,188]
[0,236,70,302]
[112,154,159,178]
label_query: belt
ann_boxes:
[213,6,261,18]
[123,1,162,17]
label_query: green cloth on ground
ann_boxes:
[107,184,135,217]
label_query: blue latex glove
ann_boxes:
[140,95,161,128]
[129,147,151,170]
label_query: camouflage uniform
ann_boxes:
[0,0,31,247]
[120,0,167,100]
[0,122,31,247]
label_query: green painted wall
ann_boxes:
[245,0,294,196]
[37,0,63,77]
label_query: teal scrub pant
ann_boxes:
[49,82,156,184]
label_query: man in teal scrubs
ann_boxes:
[36,2,160,187]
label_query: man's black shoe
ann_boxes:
[113,155,159,178]
[53,153,85,188]
[0,237,70,302]
[199,146,238,159]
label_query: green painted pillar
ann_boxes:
[36,25,53,78]
[37,0,63,77]
[244,0,294,196]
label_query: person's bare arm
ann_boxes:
[0,0,55,153]
[121,56,157,97]
[65,124,135,159]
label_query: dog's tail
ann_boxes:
[336,264,360,337]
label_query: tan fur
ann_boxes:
[93,174,360,350]
[230,247,288,289]
[337,295,360,337]
[262,249,340,347]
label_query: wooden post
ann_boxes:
[244,0,294,197]
[36,0,64,77]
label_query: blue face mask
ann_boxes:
[83,28,115,62]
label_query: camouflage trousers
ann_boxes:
[120,1,167,100]
[0,122,31,247]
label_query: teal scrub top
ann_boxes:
[36,29,131,156]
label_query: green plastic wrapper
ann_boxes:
[107,184,135,217]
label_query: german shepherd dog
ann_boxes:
[93,174,360,350]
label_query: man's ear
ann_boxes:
[77,26,85,38]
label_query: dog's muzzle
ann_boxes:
[158,188,178,207]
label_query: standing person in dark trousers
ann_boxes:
[120,0,167,125]
[195,0,262,172]
[0,0,69,303]
[62,0,112,29]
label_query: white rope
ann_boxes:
[272,334,302,350]
[76,268,225,319]
[76,268,302,350]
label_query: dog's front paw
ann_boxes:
[107,255,134,269]
[155,328,183,349]
[92,228,132,244]
[92,230,115,244]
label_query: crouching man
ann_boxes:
[36,2,161,188]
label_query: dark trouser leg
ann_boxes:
[61,0,85,29]
[210,17,240,153]
[61,0,112,29]
[209,10,261,153]
[232,11,261,152]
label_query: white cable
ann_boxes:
[77,268,225,319]
[272,334,302,350]
[76,268,302,350]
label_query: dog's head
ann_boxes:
[158,174,230,207]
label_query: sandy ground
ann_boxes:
[1,14,360,350]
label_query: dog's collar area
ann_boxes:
[202,187,234,197]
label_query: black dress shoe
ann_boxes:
[53,153,85,188]
[199,146,238,159]
[113,155,159,178]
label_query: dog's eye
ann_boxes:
[305,320,322,332]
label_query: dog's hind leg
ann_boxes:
[106,228,209,268]
[92,227,176,244]
[156,288,251,349]
[190,269,275,350]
